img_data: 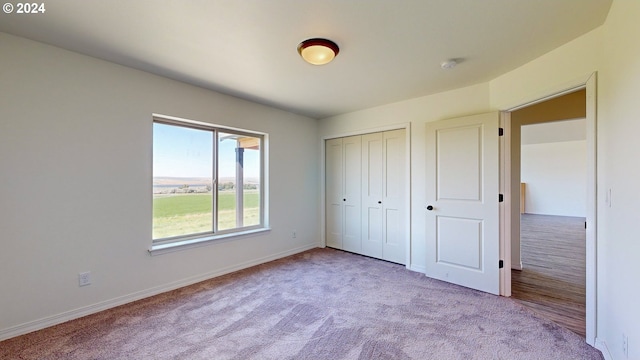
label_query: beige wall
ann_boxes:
[597,1,640,358]
[521,140,587,216]
[0,32,320,339]
[490,28,601,110]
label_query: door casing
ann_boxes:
[499,72,597,345]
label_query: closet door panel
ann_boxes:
[382,129,406,264]
[325,138,343,249]
[342,136,362,253]
[326,130,406,265]
[361,132,384,258]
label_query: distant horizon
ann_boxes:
[153,176,260,185]
[153,176,261,179]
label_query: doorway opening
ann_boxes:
[513,116,588,337]
[500,74,597,345]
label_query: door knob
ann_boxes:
[426,205,434,211]
[378,201,382,204]
[343,199,346,201]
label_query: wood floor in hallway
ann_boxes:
[511,214,586,337]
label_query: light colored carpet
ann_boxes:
[0,248,602,359]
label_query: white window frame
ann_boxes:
[150,114,268,255]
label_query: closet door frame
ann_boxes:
[321,123,411,267]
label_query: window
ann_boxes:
[152,116,265,247]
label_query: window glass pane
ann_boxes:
[153,123,213,239]
[241,136,261,227]
[217,133,262,230]
[217,133,238,230]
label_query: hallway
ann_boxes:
[511,214,587,337]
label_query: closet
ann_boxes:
[325,129,406,264]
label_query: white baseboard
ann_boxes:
[0,243,318,342]
[595,337,613,360]
[408,264,426,273]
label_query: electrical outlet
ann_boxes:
[78,272,91,287]
[623,333,628,358]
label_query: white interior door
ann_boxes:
[425,112,500,295]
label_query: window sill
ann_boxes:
[148,227,271,256]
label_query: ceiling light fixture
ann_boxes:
[440,59,458,69]
[297,38,340,65]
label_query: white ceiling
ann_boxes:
[0,0,612,119]
[522,119,587,145]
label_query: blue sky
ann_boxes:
[153,123,260,179]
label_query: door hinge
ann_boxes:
[499,194,504,202]
[499,260,504,269]
[498,128,504,136]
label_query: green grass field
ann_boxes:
[153,191,260,239]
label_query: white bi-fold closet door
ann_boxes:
[325,129,406,264]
